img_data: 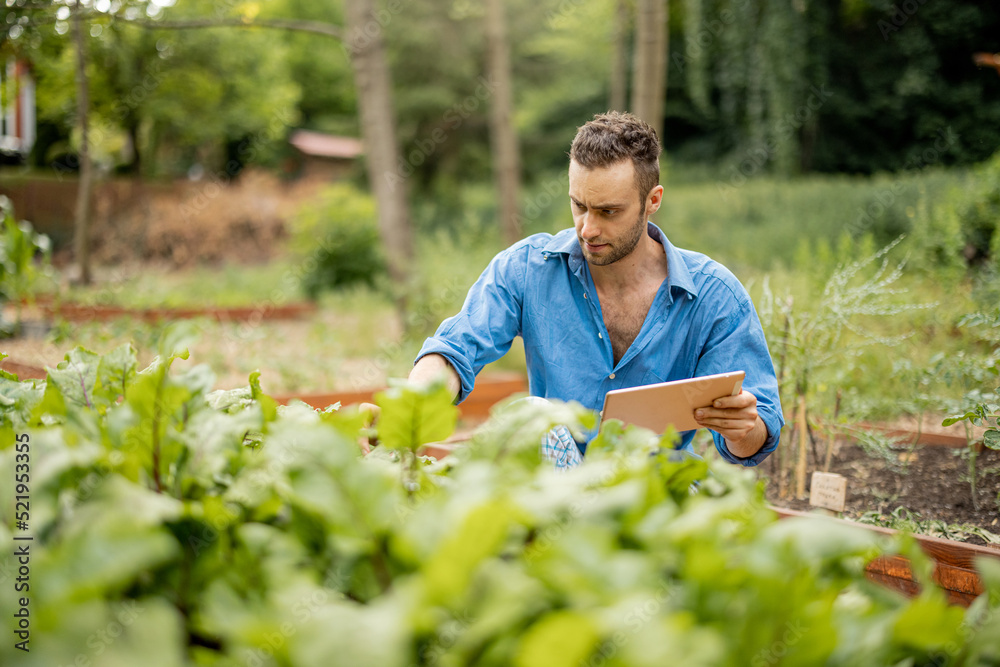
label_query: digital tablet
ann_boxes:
[600,371,746,433]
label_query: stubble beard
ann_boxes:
[580,211,648,266]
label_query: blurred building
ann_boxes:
[287,129,363,181]
[0,59,35,161]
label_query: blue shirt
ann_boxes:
[416,222,783,466]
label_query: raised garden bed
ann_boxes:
[764,434,1000,545]
[32,299,317,323]
[0,357,45,380]
[274,372,528,422]
[774,508,1000,607]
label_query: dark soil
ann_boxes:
[762,437,1000,548]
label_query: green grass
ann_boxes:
[56,259,305,309]
[658,167,965,275]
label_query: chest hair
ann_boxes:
[601,290,658,365]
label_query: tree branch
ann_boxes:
[122,17,343,40]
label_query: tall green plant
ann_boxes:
[942,386,1000,511]
[0,196,52,336]
[758,236,933,497]
[938,308,1000,510]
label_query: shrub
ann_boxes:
[290,183,386,298]
[913,151,1000,272]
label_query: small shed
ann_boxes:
[288,130,364,181]
[0,59,36,160]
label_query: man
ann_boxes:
[410,111,783,466]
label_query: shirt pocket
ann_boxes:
[641,369,665,386]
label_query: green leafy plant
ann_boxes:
[858,506,1000,546]
[2,343,1000,665]
[932,309,1000,510]
[942,385,1000,511]
[931,150,1000,269]
[0,195,53,336]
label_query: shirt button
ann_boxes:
[609,373,616,379]
[583,293,588,299]
[598,333,603,339]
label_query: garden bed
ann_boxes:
[763,436,1000,547]
[274,372,528,422]
[28,297,317,323]
[773,508,1000,607]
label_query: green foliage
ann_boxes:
[669,0,1000,175]
[662,168,962,273]
[917,150,1000,271]
[924,310,1000,509]
[8,0,1000,185]
[2,344,1000,665]
[290,183,386,298]
[0,196,53,335]
[839,426,913,475]
[858,507,1000,546]
[909,182,969,280]
[262,0,356,135]
[7,1,300,177]
[374,380,458,453]
[757,237,932,421]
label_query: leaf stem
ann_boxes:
[152,372,164,494]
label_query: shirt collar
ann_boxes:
[541,222,699,300]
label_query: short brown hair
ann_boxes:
[569,111,661,203]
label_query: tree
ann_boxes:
[343,0,413,301]
[125,1,416,302]
[631,0,668,132]
[609,0,629,112]
[3,0,419,300]
[485,0,522,244]
[71,0,94,284]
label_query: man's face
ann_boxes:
[568,159,650,266]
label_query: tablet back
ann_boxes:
[600,371,745,433]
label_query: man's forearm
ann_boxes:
[725,416,768,459]
[409,354,461,401]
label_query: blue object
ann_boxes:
[416,222,784,467]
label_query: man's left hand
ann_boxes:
[693,390,766,458]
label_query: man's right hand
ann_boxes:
[356,356,459,454]
[358,402,380,454]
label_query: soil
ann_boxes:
[762,436,1000,548]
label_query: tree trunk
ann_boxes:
[485,0,521,245]
[609,0,628,112]
[125,118,142,175]
[344,0,413,304]
[630,0,668,132]
[72,0,93,285]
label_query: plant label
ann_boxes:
[809,472,847,512]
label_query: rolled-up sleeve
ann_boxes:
[694,292,784,467]
[415,243,527,403]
